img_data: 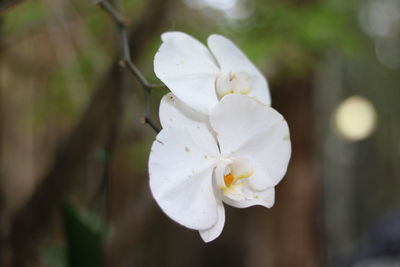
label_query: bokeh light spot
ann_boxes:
[333,96,377,141]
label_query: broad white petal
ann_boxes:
[199,201,225,242]
[149,111,220,230]
[154,32,220,114]
[210,94,291,190]
[207,34,271,106]
[222,187,275,209]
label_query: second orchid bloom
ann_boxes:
[154,32,271,114]
[149,32,291,242]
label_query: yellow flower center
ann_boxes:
[224,173,235,187]
[221,171,253,191]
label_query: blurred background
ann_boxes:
[1,0,400,266]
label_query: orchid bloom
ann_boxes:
[148,93,291,242]
[154,32,271,115]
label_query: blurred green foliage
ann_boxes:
[40,245,67,267]
[3,1,44,35]
[39,202,107,267]
[62,202,106,267]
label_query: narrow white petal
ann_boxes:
[199,201,225,242]
[210,94,291,190]
[154,32,220,114]
[207,34,271,106]
[149,106,220,230]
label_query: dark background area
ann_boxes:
[0,0,399,266]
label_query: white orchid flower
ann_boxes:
[154,32,271,115]
[148,93,291,242]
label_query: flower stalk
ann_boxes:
[97,0,163,132]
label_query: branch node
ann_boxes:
[118,59,126,67]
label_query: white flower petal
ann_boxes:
[149,109,220,229]
[207,34,271,106]
[159,93,210,131]
[210,94,291,190]
[222,187,275,209]
[199,201,225,242]
[154,32,220,114]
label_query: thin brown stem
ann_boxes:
[97,0,163,133]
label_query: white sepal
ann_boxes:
[149,94,220,230]
[199,201,225,242]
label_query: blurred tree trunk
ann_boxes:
[0,16,6,266]
[245,1,321,266]
[0,15,4,210]
[244,73,320,267]
[272,74,320,267]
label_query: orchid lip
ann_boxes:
[214,156,254,200]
